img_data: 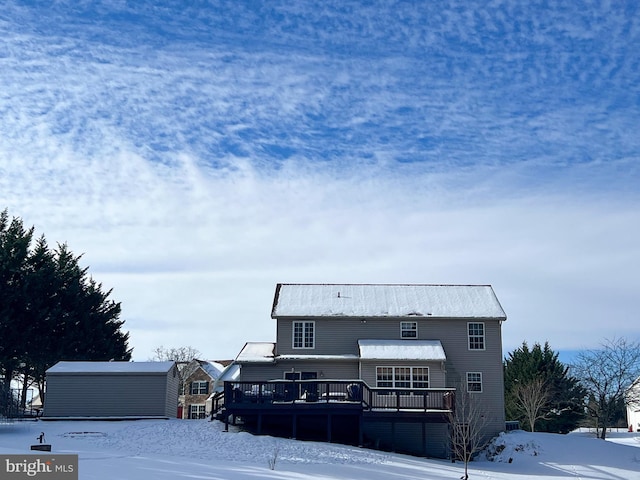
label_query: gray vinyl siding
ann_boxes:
[44,372,179,418]
[363,422,449,458]
[277,317,395,356]
[239,359,359,382]
[164,369,180,416]
[436,318,506,436]
[275,315,505,435]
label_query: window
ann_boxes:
[376,367,393,388]
[401,321,417,338]
[412,367,430,388]
[189,404,206,419]
[468,322,485,350]
[376,366,429,389]
[467,372,483,393]
[190,381,209,395]
[395,367,411,388]
[293,321,315,349]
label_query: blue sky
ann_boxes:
[1,1,638,361]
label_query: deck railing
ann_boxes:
[223,380,455,414]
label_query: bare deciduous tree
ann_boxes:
[149,345,201,363]
[572,337,640,440]
[513,377,551,432]
[448,390,491,480]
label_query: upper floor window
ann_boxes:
[293,321,315,349]
[400,321,417,338]
[468,322,485,350]
[190,381,209,395]
[466,372,483,393]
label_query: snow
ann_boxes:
[235,342,275,362]
[277,354,359,361]
[201,361,225,380]
[359,339,447,361]
[46,361,176,374]
[272,284,507,319]
[1,420,638,479]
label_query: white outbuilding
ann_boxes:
[627,377,640,432]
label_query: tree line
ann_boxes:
[0,210,131,413]
[504,337,640,439]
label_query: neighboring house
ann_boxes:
[179,360,225,419]
[627,377,640,432]
[43,361,179,419]
[220,283,507,458]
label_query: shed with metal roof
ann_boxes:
[43,361,179,419]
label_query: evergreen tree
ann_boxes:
[21,235,57,408]
[504,341,585,433]
[0,210,132,408]
[0,211,33,398]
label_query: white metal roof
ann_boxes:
[235,342,275,363]
[46,361,175,375]
[201,361,225,379]
[271,283,506,319]
[358,339,447,361]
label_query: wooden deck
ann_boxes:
[218,380,455,448]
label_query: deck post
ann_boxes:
[327,413,332,443]
[358,413,363,447]
[257,413,262,435]
[391,420,396,452]
[292,413,297,439]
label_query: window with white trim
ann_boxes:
[467,372,483,393]
[395,367,411,388]
[190,381,209,395]
[376,367,393,388]
[468,322,485,350]
[189,404,206,419]
[293,321,315,349]
[400,321,417,338]
[376,366,430,389]
[412,367,429,388]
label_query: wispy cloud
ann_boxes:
[1,0,638,359]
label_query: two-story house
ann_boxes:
[220,283,507,458]
[180,360,225,419]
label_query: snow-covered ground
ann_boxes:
[1,419,639,479]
